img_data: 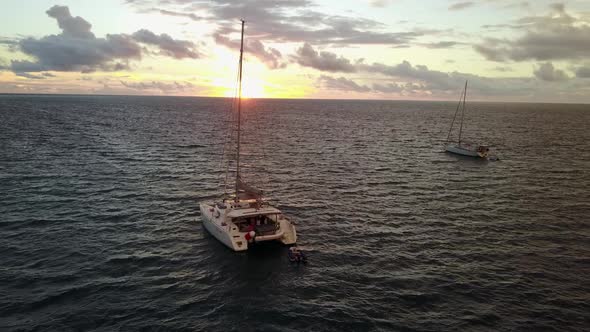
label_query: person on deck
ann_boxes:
[246,220,255,233]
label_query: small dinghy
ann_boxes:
[288,247,307,264]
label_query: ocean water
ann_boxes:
[1,94,589,331]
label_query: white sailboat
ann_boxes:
[199,20,297,251]
[444,81,490,158]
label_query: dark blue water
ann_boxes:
[1,94,589,331]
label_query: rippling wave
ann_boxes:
[1,95,589,331]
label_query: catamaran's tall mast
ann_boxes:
[235,19,245,201]
[458,80,467,146]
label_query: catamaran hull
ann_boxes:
[199,203,297,252]
[277,219,297,245]
[445,145,485,158]
[200,203,248,251]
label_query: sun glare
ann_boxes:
[219,77,267,99]
[241,77,266,98]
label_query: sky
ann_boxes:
[1,0,590,102]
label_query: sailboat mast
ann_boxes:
[446,87,464,143]
[458,80,467,146]
[235,19,245,200]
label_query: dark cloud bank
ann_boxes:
[128,0,440,66]
[294,43,535,97]
[5,5,200,75]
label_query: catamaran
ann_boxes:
[444,81,490,158]
[199,20,297,251]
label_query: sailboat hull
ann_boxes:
[445,144,487,158]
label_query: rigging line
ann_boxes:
[226,58,241,183]
[217,107,227,190]
[254,100,271,193]
[219,96,234,188]
[220,77,238,195]
[245,97,271,192]
[458,80,467,146]
[445,84,465,145]
[224,125,234,195]
[221,23,244,197]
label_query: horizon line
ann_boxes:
[0,92,588,106]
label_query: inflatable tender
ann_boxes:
[288,247,307,264]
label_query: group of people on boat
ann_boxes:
[477,146,489,153]
[243,215,277,242]
[239,216,265,232]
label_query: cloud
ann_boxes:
[360,60,459,91]
[120,80,194,92]
[294,45,543,97]
[149,8,202,21]
[575,66,590,78]
[290,42,588,100]
[493,66,513,72]
[421,41,462,49]
[318,75,370,92]
[449,0,529,12]
[473,41,506,62]
[213,32,285,69]
[293,44,461,91]
[245,39,284,68]
[316,72,543,99]
[292,43,356,73]
[132,29,200,59]
[550,3,566,14]
[371,82,403,93]
[46,5,94,39]
[0,37,18,46]
[481,24,516,30]
[369,0,392,7]
[474,4,590,62]
[128,0,434,46]
[362,60,550,97]
[11,33,141,73]
[15,72,48,79]
[449,2,475,11]
[501,1,530,10]
[9,70,55,80]
[533,62,569,81]
[3,5,200,75]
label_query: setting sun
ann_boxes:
[219,76,268,98]
[241,77,267,99]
